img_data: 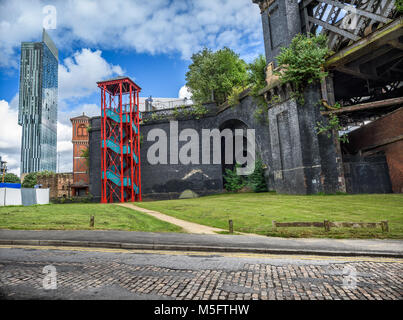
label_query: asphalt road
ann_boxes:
[0,245,402,300]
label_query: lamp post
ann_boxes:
[1,161,7,183]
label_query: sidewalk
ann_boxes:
[118,203,224,234]
[0,229,402,258]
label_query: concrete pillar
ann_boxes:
[253,0,301,65]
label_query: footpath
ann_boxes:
[0,229,402,258]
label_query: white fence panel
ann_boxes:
[36,188,49,205]
[4,188,22,206]
[0,188,4,206]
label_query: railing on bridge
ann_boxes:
[300,0,398,52]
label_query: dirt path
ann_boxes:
[118,203,225,235]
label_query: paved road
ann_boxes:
[1,229,402,257]
[0,245,401,300]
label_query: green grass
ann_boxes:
[135,193,403,239]
[0,203,183,233]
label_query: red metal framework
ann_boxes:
[97,77,142,203]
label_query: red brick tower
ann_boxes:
[70,113,90,196]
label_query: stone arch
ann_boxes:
[218,118,253,188]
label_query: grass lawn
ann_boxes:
[135,193,403,239]
[0,203,183,233]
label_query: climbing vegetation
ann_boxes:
[247,54,267,97]
[80,147,90,168]
[276,33,349,143]
[227,85,246,107]
[247,54,270,122]
[315,103,349,143]
[275,33,329,92]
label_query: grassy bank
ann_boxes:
[0,203,183,233]
[135,193,403,239]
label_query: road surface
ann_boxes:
[0,245,401,300]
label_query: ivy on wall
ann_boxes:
[275,33,349,143]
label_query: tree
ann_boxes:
[247,159,268,193]
[22,172,38,188]
[2,173,21,184]
[185,47,248,105]
[247,54,267,97]
[223,164,245,192]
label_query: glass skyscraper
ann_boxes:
[18,29,58,174]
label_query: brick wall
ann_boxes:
[347,108,403,193]
[37,173,73,199]
[71,115,90,187]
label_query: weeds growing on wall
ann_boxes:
[190,104,209,119]
[315,110,349,144]
[254,94,280,123]
[172,104,208,120]
[247,55,270,123]
[396,0,403,12]
[227,85,246,107]
[80,147,90,168]
[276,33,348,142]
[275,33,329,93]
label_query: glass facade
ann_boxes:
[18,29,58,173]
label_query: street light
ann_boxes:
[1,161,7,183]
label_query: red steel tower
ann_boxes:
[97,77,142,203]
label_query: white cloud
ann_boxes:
[0,99,22,175]
[56,103,101,172]
[0,0,264,68]
[178,85,192,100]
[0,0,43,68]
[58,49,124,100]
[0,96,101,175]
[0,0,265,173]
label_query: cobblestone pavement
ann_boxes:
[0,245,402,300]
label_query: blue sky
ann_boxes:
[0,0,264,174]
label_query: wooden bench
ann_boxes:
[272,220,389,232]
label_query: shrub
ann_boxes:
[22,172,38,188]
[276,33,329,92]
[223,164,245,192]
[247,54,267,97]
[247,159,268,193]
[227,85,245,107]
[2,173,21,184]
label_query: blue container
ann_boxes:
[0,183,21,189]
